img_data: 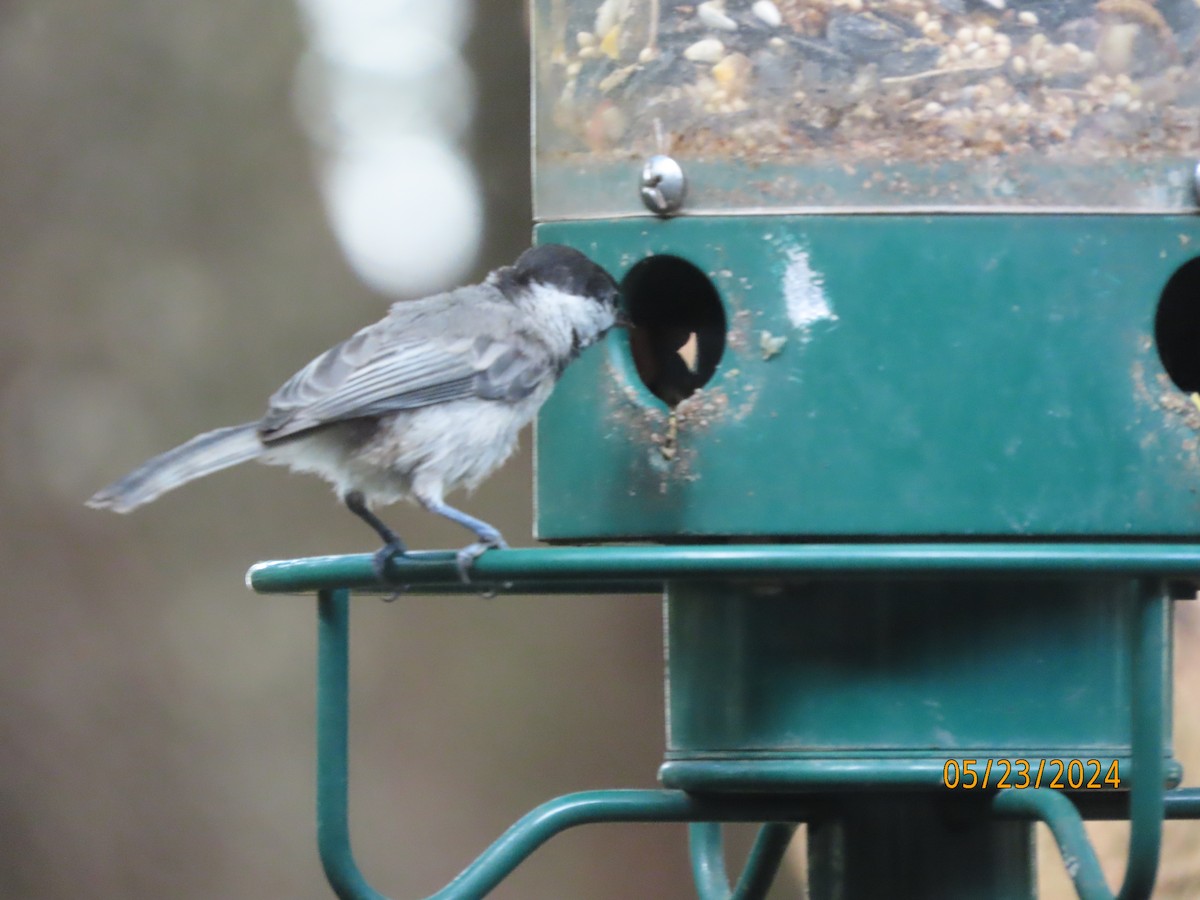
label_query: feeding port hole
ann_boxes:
[1155,257,1200,392]
[622,255,725,407]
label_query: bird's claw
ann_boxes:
[455,536,508,585]
[372,539,407,582]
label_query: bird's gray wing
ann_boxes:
[258,291,550,442]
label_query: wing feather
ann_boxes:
[257,288,552,442]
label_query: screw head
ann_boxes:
[639,155,687,216]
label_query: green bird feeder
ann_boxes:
[249,3,1200,898]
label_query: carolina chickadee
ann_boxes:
[88,244,621,578]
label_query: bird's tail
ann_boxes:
[87,422,264,513]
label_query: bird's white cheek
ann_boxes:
[522,284,615,358]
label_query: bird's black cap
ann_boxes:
[499,245,619,308]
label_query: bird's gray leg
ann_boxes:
[344,490,407,581]
[418,497,507,582]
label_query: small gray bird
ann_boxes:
[88,244,621,578]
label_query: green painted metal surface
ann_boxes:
[534,215,1200,541]
[315,588,823,900]
[658,578,1171,899]
[994,790,1111,900]
[662,578,1172,761]
[291,571,1189,900]
[807,795,1035,899]
[660,577,1174,898]
[248,543,1200,594]
[688,822,797,900]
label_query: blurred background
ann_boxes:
[2,0,1199,896]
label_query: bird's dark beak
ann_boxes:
[614,309,633,329]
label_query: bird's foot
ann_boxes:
[372,538,407,582]
[455,535,508,585]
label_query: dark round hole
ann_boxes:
[1155,257,1200,391]
[622,255,726,407]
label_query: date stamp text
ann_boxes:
[942,758,1121,790]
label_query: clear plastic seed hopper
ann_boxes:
[534,0,1200,216]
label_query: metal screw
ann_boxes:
[639,155,687,216]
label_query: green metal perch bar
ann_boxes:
[249,542,1200,594]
